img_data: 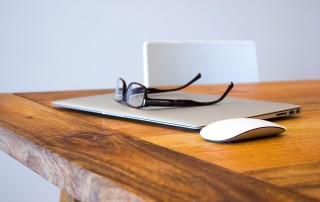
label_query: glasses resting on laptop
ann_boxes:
[115,73,234,109]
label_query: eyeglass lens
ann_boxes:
[126,83,146,108]
[115,78,125,102]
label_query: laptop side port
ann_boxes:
[276,112,288,116]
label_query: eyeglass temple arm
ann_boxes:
[207,82,234,105]
[143,82,234,107]
[146,73,202,94]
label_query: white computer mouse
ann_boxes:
[200,118,286,142]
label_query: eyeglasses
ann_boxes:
[115,73,234,109]
[115,73,202,103]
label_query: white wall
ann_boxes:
[0,0,319,201]
[1,0,320,93]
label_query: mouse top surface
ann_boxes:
[200,118,286,142]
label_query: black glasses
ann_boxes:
[115,73,234,109]
[115,73,202,102]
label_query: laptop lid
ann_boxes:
[52,92,301,130]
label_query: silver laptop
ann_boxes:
[52,92,300,129]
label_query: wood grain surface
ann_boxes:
[1,80,320,201]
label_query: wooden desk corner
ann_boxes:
[0,80,319,201]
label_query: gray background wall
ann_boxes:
[0,0,319,201]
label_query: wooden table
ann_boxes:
[0,80,319,202]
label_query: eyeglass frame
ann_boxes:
[125,81,233,108]
[115,73,234,109]
[115,73,202,103]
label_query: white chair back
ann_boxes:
[143,41,259,87]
